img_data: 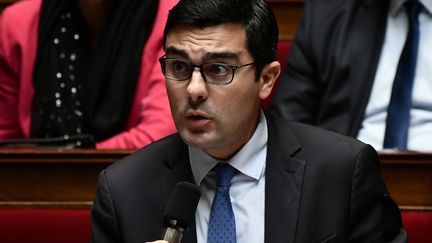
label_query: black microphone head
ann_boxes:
[163,182,201,229]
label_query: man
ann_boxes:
[269,0,432,151]
[91,0,406,242]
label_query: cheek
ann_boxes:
[218,86,259,121]
[232,83,261,107]
[166,83,185,109]
[166,92,186,128]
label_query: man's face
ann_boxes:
[164,23,279,159]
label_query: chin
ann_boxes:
[180,130,210,147]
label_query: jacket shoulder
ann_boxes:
[104,133,185,178]
[268,114,375,168]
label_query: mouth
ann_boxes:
[185,110,211,119]
[185,111,212,127]
[188,115,207,120]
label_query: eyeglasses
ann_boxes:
[159,57,255,85]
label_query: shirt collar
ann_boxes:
[189,110,268,185]
[390,0,432,16]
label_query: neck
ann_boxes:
[78,0,113,46]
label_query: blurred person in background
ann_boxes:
[0,0,178,149]
[270,0,432,152]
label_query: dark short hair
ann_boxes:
[163,0,279,79]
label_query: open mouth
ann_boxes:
[188,115,207,120]
[185,111,212,127]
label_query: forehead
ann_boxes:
[165,23,250,60]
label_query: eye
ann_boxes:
[205,63,230,76]
[169,60,190,74]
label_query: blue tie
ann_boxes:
[207,164,238,243]
[384,0,422,149]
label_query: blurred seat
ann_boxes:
[402,210,432,243]
[0,209,430,243]
[0,209,91,243]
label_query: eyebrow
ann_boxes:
[165,47,189,59]
[165,46,240,63]
[203,52,240,62]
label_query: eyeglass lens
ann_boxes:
[162,58,234,85]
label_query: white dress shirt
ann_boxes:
[357,0,432,151]
[189,110,267,243]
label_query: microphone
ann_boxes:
[161,182,201,243]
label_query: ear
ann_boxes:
[258,61,281,100]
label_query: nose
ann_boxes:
[187,68,208,104]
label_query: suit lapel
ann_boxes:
[265,114,305,243]
[347,0,389,135]
[160,135,198,243]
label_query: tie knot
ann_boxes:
[405,0,423,20]
[215,164,238,187]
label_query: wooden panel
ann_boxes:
[268,0,304,40]
[380,152,432,211]
[0,149,431,210]
[0,149,132,208]
[0,0,304,40]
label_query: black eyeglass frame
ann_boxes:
[159,56,255,85]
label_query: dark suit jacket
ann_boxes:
[269,0,389,137]
[91,113,406,243]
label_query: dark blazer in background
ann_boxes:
[269,0,389,137]
[91,113,406,243]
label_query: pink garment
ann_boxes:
[0,0,178,149]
